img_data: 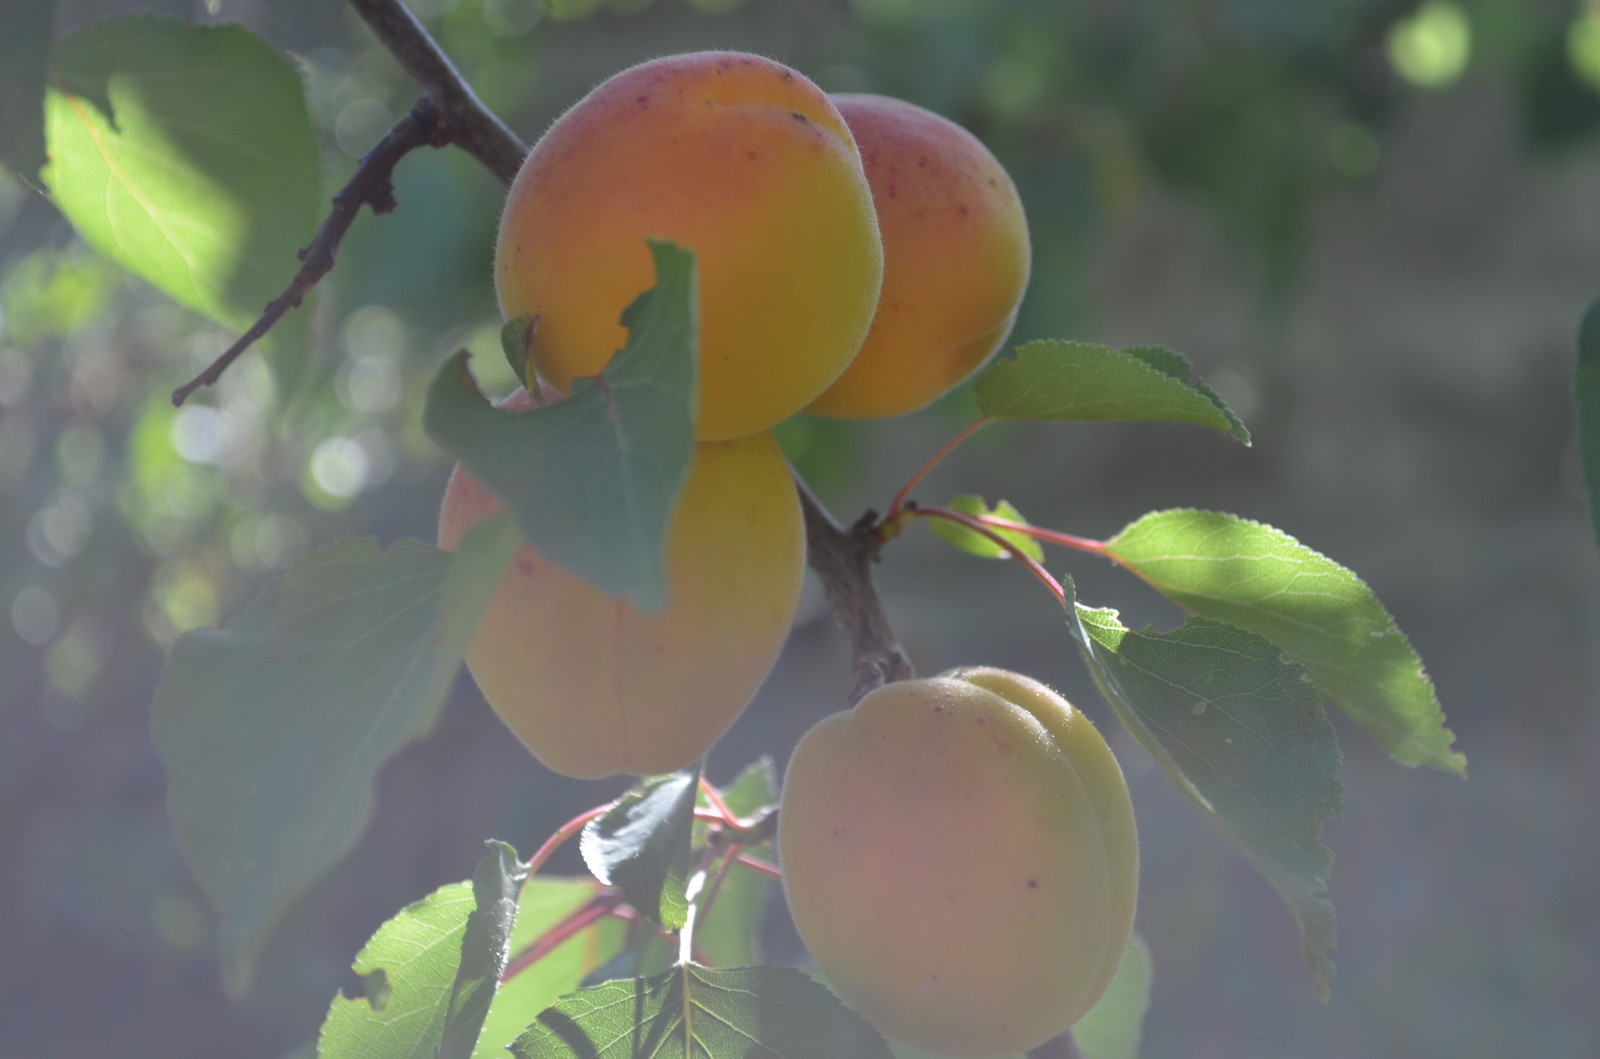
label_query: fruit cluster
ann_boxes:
[439,50,1134,1056]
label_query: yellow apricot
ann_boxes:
[495,51,884,442]
[806,94,1030,420]
[438,417,803,779]
[778,668,1137,1057]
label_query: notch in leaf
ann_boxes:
[580,766,702,930]
[973,339,1250,444]
[425,239,698,613]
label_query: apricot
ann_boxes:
[438,412,803,779]
[806,94,1031,420]
[495,51,884,442]
[778,668,1137,1057]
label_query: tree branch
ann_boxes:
[347,0,527,184]
[172,98,444,406]
[796,475,915,703]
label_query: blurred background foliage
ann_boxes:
[3,1,1599,1057]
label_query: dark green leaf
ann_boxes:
[502,314,535,391]
[424,240,697,613]
[0,0,54,189]
[973,340,1250,444]
[1576,297,1600,553]
[151,516,518,994]
[42,15,319,327]
[510,964,891,1059]
[1071,934,1153,1059]
[695,759,778,969]
[438,842,530,1059]
[1062,576,1342,999]
[581,768,701,930]
[1103,509,1464,776]
[927,496,1045,563]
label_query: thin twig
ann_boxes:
[171,99,442,406]
[907,503,1066,604]
[884,417,992,525]
[796,472,916,704]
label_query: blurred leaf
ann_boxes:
[1577,298,1600,554]
[439,842,530,1059]
[42,15,319,327]
[474,880,624,1059]
[510,964,891,1059]
[974,340,1250,443]
[580,768,700,930]
[424,240,697,613]
[151,515,519,994]
[1103,509,1464,776]
[1070,934,1152,1059]
[928,495,1045,562]
[0,0,54,189]
[695,759,778,969]
[1062,576,1342,1000]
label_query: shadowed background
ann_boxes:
[2,1,1597,1057]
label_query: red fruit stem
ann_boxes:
[906,504,1066,604]
[885,417,994,525]
[732,853,784,881]
[975,514,1109,556]
[501,889,625,982]
[697,778,739,827]
[525,805,609,878]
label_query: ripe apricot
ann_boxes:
[495,51,883,442]
[806,95,1031,420]
[778,668,1137,1057]
[438,411,803,779]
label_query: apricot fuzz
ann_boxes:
[779,668,1137,1057]
[807,94,1031,420]
[496,51,884,442]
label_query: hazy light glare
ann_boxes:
[311,437,370,499]
[1569,12,1600,93]
[1387,2,1471,88]
[12,586,59,645]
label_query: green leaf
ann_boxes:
[927,496,1045,563]
[1102,509,1464,776]
[1576,297,1600,553]
[317,866,616,1059]
[1062,576,1342,1000]
[424,240,697,613]
[695,759,779,969]
[0,0,55,190]
[580,768,701,930]
[502,314,534,391]
[973,340,1250,444]
[318,879,476,1059]
[1071,935,1152,1059]
[474,880,625,1059]
[151,516,519,994]
[510,964,891,1059]
[42,15,319,327]
[439,842,531,1059]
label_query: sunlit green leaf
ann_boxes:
[42,15,319,326]
[424,240,697,613]
[1071,934,1153,1059]
[580,768,700,930]
[510,965,891,1059]
[1062,576,1342,999]
[973,340,1249,444]
[439,842,530,1059]
[473,880,624,1059]
[151,516,519,994]
[1576,297,1600,554]
[695,759,778,969]
[1103,509,1464,775]
[0,0,55,189]
[927,495,1045,563]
